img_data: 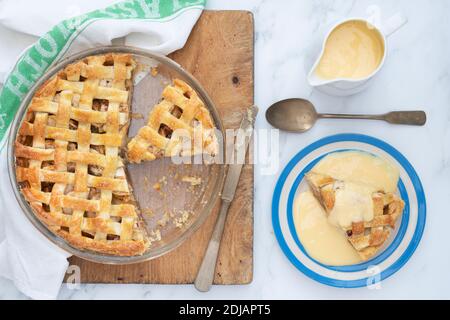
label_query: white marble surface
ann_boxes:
[1,0,450,299]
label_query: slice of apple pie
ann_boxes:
[305,172,404,261]
[127,79,218,163]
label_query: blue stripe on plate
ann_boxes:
[272,134,426,288]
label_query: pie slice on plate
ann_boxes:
[305,172,404,261]
[127,79,218,163]
[15,54,150,256]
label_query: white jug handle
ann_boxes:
[380,13,408,37]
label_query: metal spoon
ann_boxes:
[266,98,426,132]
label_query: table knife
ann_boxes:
[194,105,258,292]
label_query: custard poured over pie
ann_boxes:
[14,53,218,256]
[306,172,404,261]
[293,151,405,265]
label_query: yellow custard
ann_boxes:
[294,192,361,266]
[312,151,399,193]
[293,151,399,266]
[328,181,377,229]
[315,20,385,80]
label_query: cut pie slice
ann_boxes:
[127,79,218,163]
[305,172,404,261]
[15,54,150,256]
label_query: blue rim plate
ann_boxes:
[272,134,426,288]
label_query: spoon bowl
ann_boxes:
[266,98,318,132]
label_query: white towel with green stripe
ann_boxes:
[0,0,205,299]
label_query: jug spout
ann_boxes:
[307,68,328,87]
[307,56,373,96]
[307,46,331,87]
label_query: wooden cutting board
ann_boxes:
[66,10,254,284]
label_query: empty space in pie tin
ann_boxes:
[7,46,226,264]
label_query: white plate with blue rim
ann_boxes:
[272,134,426,288]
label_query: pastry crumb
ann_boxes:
[181,176,202,186]
[148,229,161,244]
[150,67,158,77]
[131,112,144,120]
[173,210,191,228]
[157,211,170,227]
[153,176,168,191]
[142,207,154,217]
[143,176,150,191]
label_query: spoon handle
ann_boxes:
[319,111,426,126]
[383,111,427,126]
[319,113,384,120]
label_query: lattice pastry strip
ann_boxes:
[48,90,71,234]
[305,172,405,261]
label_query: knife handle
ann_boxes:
[194,200,231,292]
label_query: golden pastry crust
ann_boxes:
[127,79,218,163]
[15,53,149,256]
[305,172,404,261]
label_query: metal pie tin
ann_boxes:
[7,46,226,264]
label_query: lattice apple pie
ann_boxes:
[14,53,218,256]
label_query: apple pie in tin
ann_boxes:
[13,53,219,256]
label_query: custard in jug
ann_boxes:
[315,20,385,80]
